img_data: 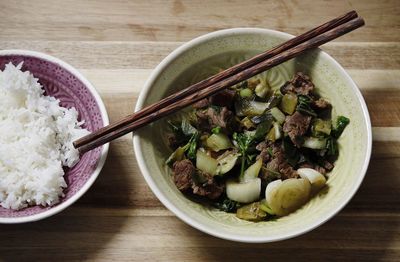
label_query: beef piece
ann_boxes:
[280,72,314,96]
[210,107,234,131]
[280,82,296,94]
[314,165,327,175]
[165,133,178,149]
[298,162,313,169]
[256,141,272,151]
[322,160,334,171]
[173,160,224,199]
[280,164,299,179]
[195,106,235,133]
[298,162,328,175]
[195,110,211,130]
[265,142,298,180]
[256,141,273,164]
[193,98,210,109]
[283,111,312,147]
[172,160,195,191]
[291,72,314,95]
[257,149,271,164]
[192,172,224,199]
[266,154,298,179]
[193,89,236,109]
[209,89,236,108]
[313,98,331,110]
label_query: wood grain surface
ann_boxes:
[0,1,399,261]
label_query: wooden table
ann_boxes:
[1,1,399,261]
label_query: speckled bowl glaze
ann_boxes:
[0,50,109,224]
[133,28,372,242]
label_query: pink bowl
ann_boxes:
[0,50,109,223]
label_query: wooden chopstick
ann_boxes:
[73,11,357,151]
[74,14,364,153]
[74,11,358,151]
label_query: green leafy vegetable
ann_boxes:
[296,95,317,117]
[167,119,198,148]
[332,116,350,138]
[165,121,199,164]
[215,197,239,212]
[165,146,186,166]
[187,133,199,160]
[283,136,300,166]
[251,111,273,125]
[254,120,273,141]
[235,98,269,117]
[233,132,255,179]
[267,93,282,109]
[211,126,221,134]
[181,119,197,136]
[326,137,338,156]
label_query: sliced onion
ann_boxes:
[242,158,262,182]
[226,178,261,203]
[302,137,327,149]
[267,178,311,216]
[297,168,326,191]
[270,107,286,124]
[206,133,232,152]
[265,179,282,206]
[196,150,218,175]
[216,151,239,175]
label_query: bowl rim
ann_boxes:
[0,49,110,224]
[133,28,372,243]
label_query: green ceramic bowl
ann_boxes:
[133,28,372,242]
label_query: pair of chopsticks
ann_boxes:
[73,11,364,153]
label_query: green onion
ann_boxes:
[332,116,350,138]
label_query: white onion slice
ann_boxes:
[226,178,261,203]
[265,179,282,206]
[297,168,326,191]
[266,178,311,216]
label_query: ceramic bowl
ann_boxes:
[133,28,372,242]
[0,50,109,223]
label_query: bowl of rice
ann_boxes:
[0,50,109,223]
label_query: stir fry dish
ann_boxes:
[165,72,349,221]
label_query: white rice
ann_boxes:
[0,62,89,210]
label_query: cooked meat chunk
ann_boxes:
[192,171,224,199]
[312,98,331,110]
[211,107,234,130]
[172,160,195,191]
[210,89,236,108]
[256,141,271,151]
[298,162,330,175]
[266,154,298,180]
[321,160,334,171]
[192,98,210,109]
[172,160,223,199]
[192,89,236,109]
[165,133,178,149]
[195,110,210,130]
[195,106,235,133]
[280,72,314,96]
[314,165,327,175]
[283,111,312,147]
[291,72,315,95]
[256,141,273,164]
[264,142,298,180]
[257,149,271,164]
[280,82,296,94]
